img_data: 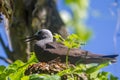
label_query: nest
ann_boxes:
[25,59,87,80]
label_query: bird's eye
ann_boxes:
[37,31,42,35]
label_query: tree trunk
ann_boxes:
[0,0,68,63]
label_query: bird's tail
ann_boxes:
[80,54,118,64]
[102,54,118,58]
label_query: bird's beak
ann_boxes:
[24,35,37,42]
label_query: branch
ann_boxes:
[0,34,13,63]
[0,56,13,64]
[0,34,9,53]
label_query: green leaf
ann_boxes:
[89,70,99,79]
[66,34,84,48]
[86,62,109,74]
[0,65,6,74]
[63,40,72,48]
[21,76,29,80]
[72,64,86,73]
[65,0,74,4]
[58,64,86,76]
[27,52,38,63]
[6,53,39,80]
[9,69,24,80]
[110,74,118,80]
[8,53,39,80]
[0,73,7,80]
[6,60,24,70]
[1,60,23,77]
[30,74,61,80]
[30,74,40,80]
[57,68,71,76]
[54,34,64,43]
[7,61,25,80]
[54,33,85,48]
[97,71,109,80]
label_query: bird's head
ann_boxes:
[25,29,53,42]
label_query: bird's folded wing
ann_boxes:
[45,42,102,58]
[43,42,118,63]
[46,42,67,49]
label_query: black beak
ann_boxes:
[24,35,37,42]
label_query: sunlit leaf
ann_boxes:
[86,62,109,74]
[27,52,38,63]
[54,33,65,42]
[9,69,24,80]
[0,73,7,80]
[110,74,118,80]
[65,0,74,4]
[21,76,29,80]
[30,74,61,80]
[0,65,6,74]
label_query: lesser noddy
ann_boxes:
[25,29,118,64]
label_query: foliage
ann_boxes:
[54,33,118,80]
[54,33,86,67]
[0,34,118,80]
[0,52,38,80]
[61,0,92,41]
[54,33,85,48]
[0,53,118,80]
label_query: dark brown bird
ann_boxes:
[25,29,118,64]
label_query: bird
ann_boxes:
[25,29,118,64]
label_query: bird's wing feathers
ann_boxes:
[36,42,118,64]
[46,42,66,49]
[45,42,102,58]
[45,42,69,55]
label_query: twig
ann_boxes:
[0,33,13,64]
[0,56,13,64]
